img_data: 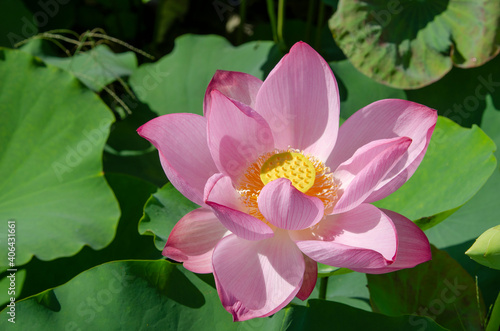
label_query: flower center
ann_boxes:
[237,149,339,222]
[260,152,316,192]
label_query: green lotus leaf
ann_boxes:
[374,116,496,229]
[129,34,276,116]
[367,245,486,331]
[0,260,239,330]
[14,174,161,305]
[324,271,371,312]
[284,300,447,331]
[139,183,198,251]
[0,48,120,268]
[425,96,500,247]
[22,42,138,92]
[329,0,500,88]
[0,269,25,307]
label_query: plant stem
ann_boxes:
[236,0,247,45]
[319,277,329,300]
[266,0,278,44]
[305,0,317,43]
[277,0,286,47]
[314,0,325,50]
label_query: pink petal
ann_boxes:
[332,137,412,214]
[163,208,229,273]
[203,173,242,210]
[137,113,218,206]
[212,230,304,321]
[296,254,318,301]
[350,209,431,274]
[204,173,274,241]
[328,99,437,202]
[255,42,340,161]
[207,90,274,182]
[292,204,397,269]
[204,70,263,116]
[258,178,324,230]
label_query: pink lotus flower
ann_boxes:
[138,41,436,321]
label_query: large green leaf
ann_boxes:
[367,245,486,331]
[430,110,500,315]
[0,260,238,330]
[0,269,25,307]
[129,34,276,116]
[329,0,500,88]
[374,116,496,228]
[15,174,161,304]
[425,96,500,248]
[283,300,447,331]
[324,271,371,312]
[0,49,120,268]
[139,183,198,251]
[0,259,447,330]
[22,42,138,92]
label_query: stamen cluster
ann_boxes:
[237,149,339,222]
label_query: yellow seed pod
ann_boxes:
[260,152,316,193]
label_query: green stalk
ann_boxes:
[277,0,286,48]
[266,0,278,44]
[236,0,247,45]
[319,277,329,300]
[314,0,326,49]
[305,0,317,43]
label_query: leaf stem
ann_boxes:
[236,0,247,45]
[314,0,325,50]
[266,0,278,44]
[305,0,317,43]
[319,276,329,300]
[277,0,286,47]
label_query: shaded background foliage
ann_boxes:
[1,0,500,330]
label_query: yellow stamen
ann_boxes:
[237,149,339,222]
[260,152,316,193]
